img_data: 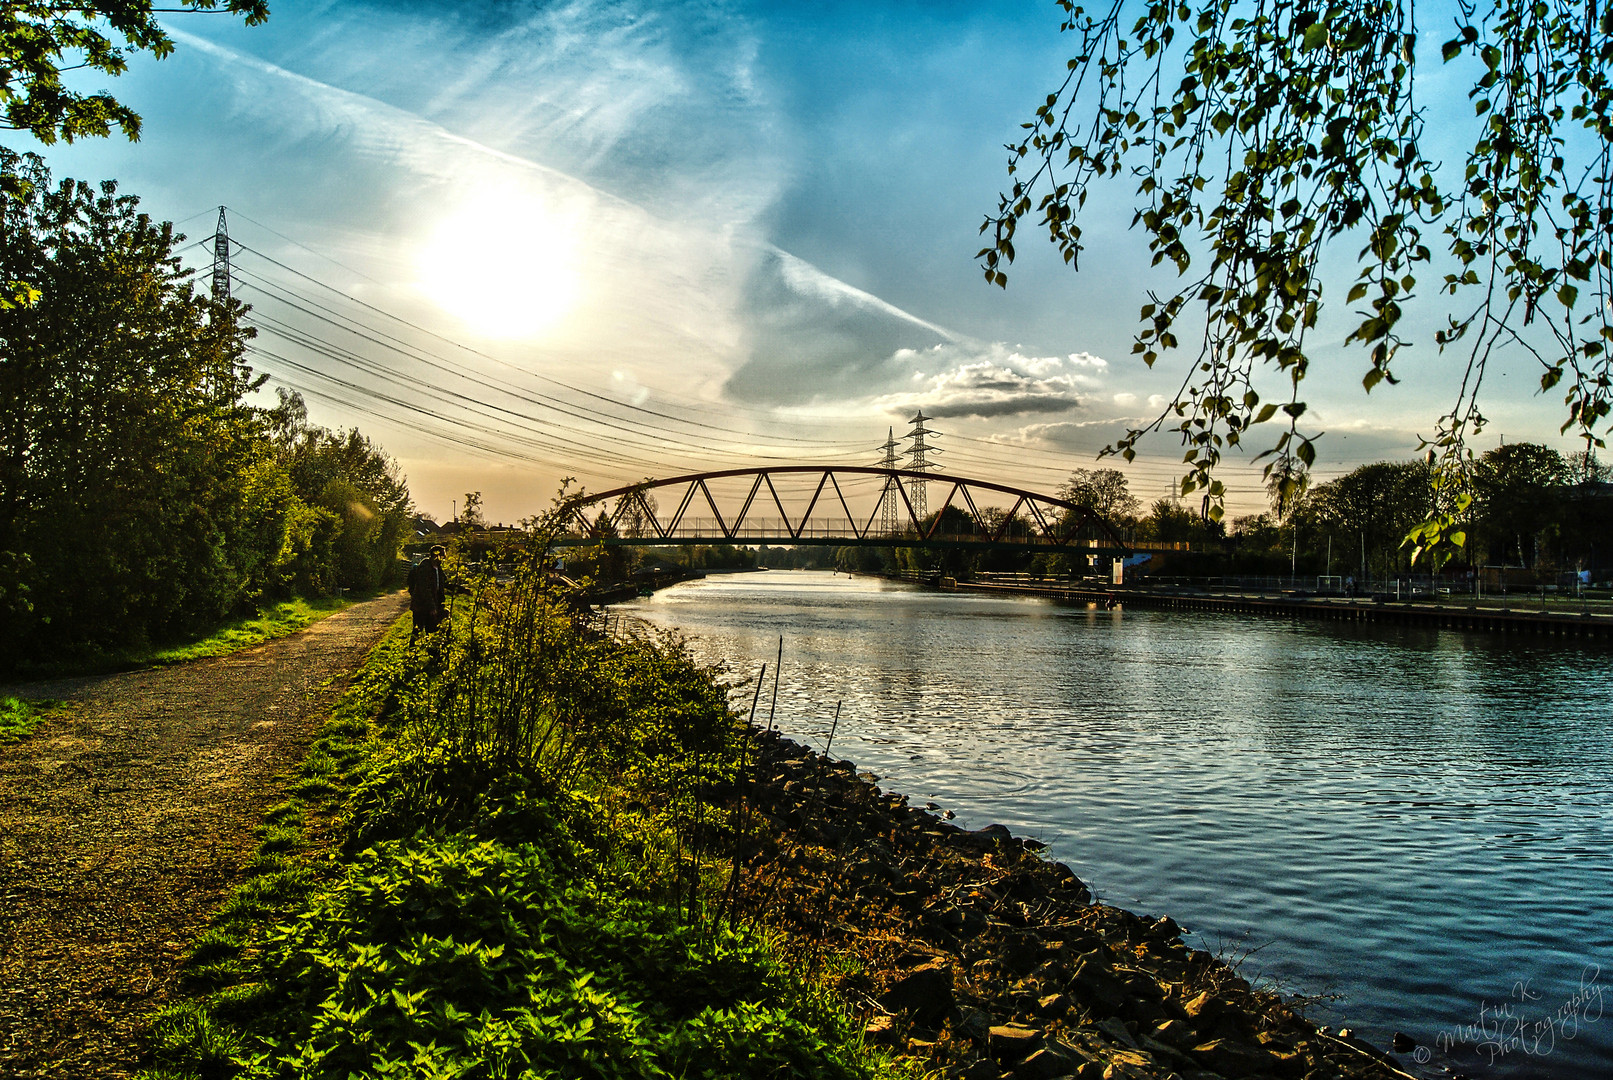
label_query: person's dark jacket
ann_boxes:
[407,559,447,613]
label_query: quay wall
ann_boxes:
[950,581,1613,640]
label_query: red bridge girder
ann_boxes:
[555,466,1129,552]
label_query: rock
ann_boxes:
[879,960,954,1023]
[863,1014,899,1045]
[1189,1037,1278,1077]
[1014,1045,1080,1079]
[1070,957,1128,1013]
[988,1024,1042,1062]
[1267,1045,1307,1077]
[1138,1033,1191,1066]
[1147,915,1180,939]
[1095,1016,1139,1050]
[1098,1050,1159,1080]
[895,945,947,968]
[1002,935,1055,975]
[1036,992,1071,1018]
[959,823,1016,849]
[950,1060,1003,1080]
[955,1006,993,1041]
[1150,1018,1194,1044]
[1391,1030,1416,1053]
[1181,990,1227,1021]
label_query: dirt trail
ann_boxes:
[0,592,408,1078]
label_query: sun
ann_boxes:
[417,190,583,340]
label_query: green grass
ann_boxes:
[4,590,390,683]
[0,696,66,744]
[141,599,911,1080]
[147,595,362,665]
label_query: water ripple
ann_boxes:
[625,573,1613,1080]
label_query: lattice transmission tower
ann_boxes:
[876,427,902,535]
[207,207,234,400]
[210,206,232,311]
[903,410,941,520]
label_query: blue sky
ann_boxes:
[17,0,1585,521]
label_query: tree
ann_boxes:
[460,490,486,530]
[1264,459,1310,524]
[1,1,269,150]
[0,160,411,663]
[0,152,268,652]
[269,391,412,592]
[1305,461,1434,578]
[1471,442,1568,566]
[981,0,1613,560]
[1058,467,1140,523]
[1136,498,1204,544]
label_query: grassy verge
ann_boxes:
[3,590,388,683]
[142,552,908,1080]
[147,594,367,665]
[0,696,67,744]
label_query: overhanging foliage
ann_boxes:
[981,0,1613,565]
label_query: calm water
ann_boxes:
[621,571,1613,1080]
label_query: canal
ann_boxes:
[620,569,1612,1080]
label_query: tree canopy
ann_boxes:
[981,0,1612,562]
[0,154,409,663]
[0,1,268,148]
[1058,466,1142,522]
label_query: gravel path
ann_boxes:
[0,592,408,1078]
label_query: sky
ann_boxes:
[16,0,1591,523]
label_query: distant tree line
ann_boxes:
[812,454,1613,584]
[0,153,411,663]
[1245,444,1612,582]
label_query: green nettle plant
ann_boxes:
[980,0,1613,564]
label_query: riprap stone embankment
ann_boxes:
[735,731,1416,1080]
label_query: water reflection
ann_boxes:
[623,571,1613,1079]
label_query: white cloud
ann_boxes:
[868,343,1109,419]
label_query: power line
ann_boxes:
[229,240,867,451]
[232,268,858,462]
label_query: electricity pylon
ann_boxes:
[208,207,233,400]
[210,206,232,312]
[876,427,902,535]
[904,410,941,521]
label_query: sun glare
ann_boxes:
[417,192,583,340]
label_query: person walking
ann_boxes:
[407,545,449,644]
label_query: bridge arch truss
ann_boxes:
[554,467,1130,555]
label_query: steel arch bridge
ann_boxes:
[552,466,1132,555]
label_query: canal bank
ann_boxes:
[622,571,1613,1080]
[737,728,1420,1080]
[937,577,1613,640]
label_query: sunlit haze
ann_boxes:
[417,187,584,340]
